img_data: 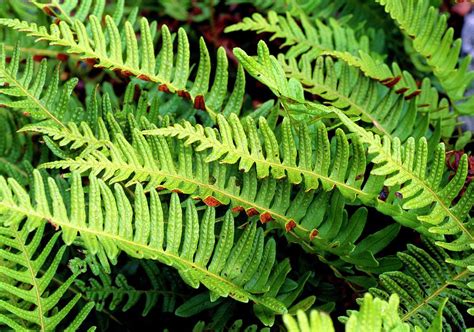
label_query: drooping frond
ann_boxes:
[0,15,246,120]
[284,294,412,332]
[0,223,94,331]
[334,108,474,252]
[375,0,474,111]
[0,170,299,325]
[370,239,473,331]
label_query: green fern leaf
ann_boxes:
[0,44,73,127]
[284,293,411,332]
[225,11,371,59]
[370,240,473,331]
[0,223,94,330]
[333,107,474,252]
[0,170,296,324]
[375,0,474,109]
[0,16,245,120]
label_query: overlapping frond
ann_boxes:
[0,223,94,330]
[375,0,474,113]
[370,240,473,331]
[142,113,424,231]
[334,108,474,252]
[233,41,456,138]
[0,170,298,325]
[227,12,425,99]
[0,14,246,120]
[35,117,411,274]
[279,54,432,140]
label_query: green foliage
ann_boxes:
[284,294,412,332]
[0,0,472,330]
[370,240,473,331]
[375,0,474,110]
[0,223,94,330]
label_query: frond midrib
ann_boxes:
[0,200,282,313]
[401,268,469,321]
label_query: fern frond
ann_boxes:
[142,113,428,232]
[0,16,246,120]
[0,223,94,330]
[32,0,121,26]
[76,260,180,316]
[0,170,296,324]
[234,41,456,139]
[225,11,372,59]
[0,44,74,127]
[20,119,110,156]
[283,309,335,332]
[334,108,474,252]
[370,240,473,331]
[35,116,417,276]
[284,294,411,332]
[375,0,474,106]
[229,13,424,99]
[278,54,431,140]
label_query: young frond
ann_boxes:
[375,0,474,109]
[0,223,94,330]
[370,240,473,331]
[0,15,246,120]
[0,170,298,325]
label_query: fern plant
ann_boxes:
[0,0,472,330]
